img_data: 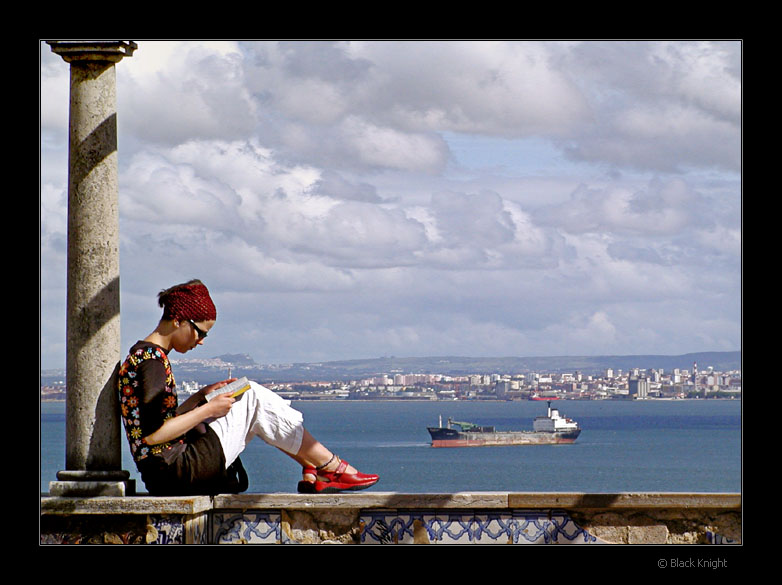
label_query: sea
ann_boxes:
[40,398,742,495]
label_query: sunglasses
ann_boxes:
[187,319,208,340]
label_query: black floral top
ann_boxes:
[118,342,183,462]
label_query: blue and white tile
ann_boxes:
[212,511,281,544]
[359,509,604,544]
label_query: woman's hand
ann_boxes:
[204,392,235,418]
[199,378,237,399]
[176,377,237,415]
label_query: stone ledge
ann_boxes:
[40,492,742,544]
[213,491,511,510]
[41,492,740,514]
[507,492,741,510]
[41,495,213,515]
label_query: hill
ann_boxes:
[41,351,740,386]
[181,351,741,383]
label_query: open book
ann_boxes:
[205,377,252,402]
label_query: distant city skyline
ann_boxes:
[40,40,741,370]
[41,350,742,402]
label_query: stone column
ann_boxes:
[47,41,137,497]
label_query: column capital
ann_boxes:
[47,40,137,63]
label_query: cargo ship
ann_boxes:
[427,401,581,447]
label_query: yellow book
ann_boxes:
[205,377,251,401]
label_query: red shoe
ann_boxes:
[297,458,379,494]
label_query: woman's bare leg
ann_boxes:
[281,428,358,480]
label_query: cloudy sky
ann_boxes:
[40,40,741,370]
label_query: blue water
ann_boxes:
[40,399,741,494]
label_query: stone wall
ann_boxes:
[40,492,740,544]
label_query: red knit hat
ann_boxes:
[159,280,217,322]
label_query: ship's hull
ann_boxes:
[427,427,581,447]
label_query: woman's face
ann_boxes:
[172,319,215,354]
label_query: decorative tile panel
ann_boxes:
[212,512,281,544]
[147,513,208,544]
[148,514,185,544]
[360,509,604,544]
